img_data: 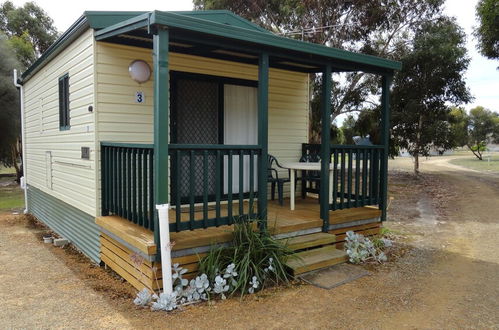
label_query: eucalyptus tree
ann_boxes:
[474,0,499,66]
[391,17,471,173]
[194,0,448,142]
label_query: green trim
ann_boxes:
[320,64,332,231]
[94,13,150,41]
[101,142,153,149]
[257,52,269,230]
[171,10,271,34]
[153,28,169,253]
[58,73,70,130]
[84,11,148,29]
[169,144,261,150]
[27,185,100,263]
[331,144,384,149]
[379,75,393,221]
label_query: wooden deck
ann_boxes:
[95,198,381,291]
[95,197,381,256]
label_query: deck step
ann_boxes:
[286,245,348,275]
[280,233,336,251]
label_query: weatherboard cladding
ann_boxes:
[27,185,100,263]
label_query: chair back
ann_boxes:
[268,154,277,179]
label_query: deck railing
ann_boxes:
[330,145,384,210]
[101,142,155,231]
[169,144,261,232]
[101,142,262,233]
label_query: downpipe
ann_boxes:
[13,69,28,214]
[156,204,173,294]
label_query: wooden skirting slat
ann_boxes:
[100,233,206,292]
[330,222,382,249]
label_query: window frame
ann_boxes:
[58,73,70,130]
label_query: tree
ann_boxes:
[0,1,58,67]
[391,17,472,174]
[448,107,470,148]
[330,123,345,145]
[0,2,58,180]
[474,0,499,65]
[466,106,499,160]
[341,115,359,145]
[194,0,447,142]
[0,34,21,179]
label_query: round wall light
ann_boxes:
[128,60,151,83]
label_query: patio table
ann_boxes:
[281,162,335,211]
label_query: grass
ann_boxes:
[449,154,499,173]
[0,177,24,212]
[0,166,16,175]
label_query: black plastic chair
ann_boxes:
[267,154,291,206]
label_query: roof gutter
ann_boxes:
[19,14,90,84]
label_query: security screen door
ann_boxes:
[171,75,257,202]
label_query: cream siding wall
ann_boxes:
[23,29,97,216]
[95,42,309,212]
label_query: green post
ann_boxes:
[379,74,392,221]
[153,27,169,255]
[320,64,332,232]
[257,52,269,231]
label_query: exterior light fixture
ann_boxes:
[128,60,151,83]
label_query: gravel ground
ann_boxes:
[0,156,498,329]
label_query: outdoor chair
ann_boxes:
[267,154,294,206]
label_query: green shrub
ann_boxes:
[199,219,294,296]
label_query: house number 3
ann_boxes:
[136,91,144,103]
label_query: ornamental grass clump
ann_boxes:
[133,218,295,311]
[199,219,294,296]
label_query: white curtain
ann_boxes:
[223,84,258,194]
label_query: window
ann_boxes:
[58,74,70,130]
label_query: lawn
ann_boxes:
[450,154,499,173]
[0,166,16,175]
[0,176,24,212]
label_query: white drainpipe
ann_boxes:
[13,69,28,214]
[156,204,173,294]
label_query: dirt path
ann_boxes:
[0,157,498,329]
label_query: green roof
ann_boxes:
[20,10,401,83]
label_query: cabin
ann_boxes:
[17,10,401,291]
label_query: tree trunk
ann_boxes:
[413,114,423,175]
[414,153,419,174]
[467,144,484,160]
[10,139,22,182]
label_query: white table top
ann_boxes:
[281,162,335,170]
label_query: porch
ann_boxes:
[91,10,398,290]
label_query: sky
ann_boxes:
[10,0,498,113]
